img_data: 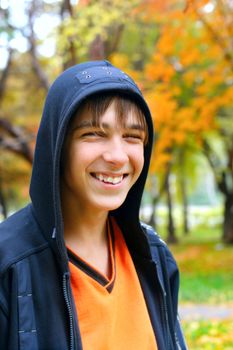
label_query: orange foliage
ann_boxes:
[138,0,233,174]
[145,91,177,126]
[136,0,173,21]
[107,0,232,176]
[109,53,140,83]
[145,55,175,83]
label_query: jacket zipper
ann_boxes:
[153,261,172,350]
[175,335,182,350]
[159,288,171,349]
[63,273,75,350]
[175,316,186,350]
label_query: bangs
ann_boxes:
[74,92,148,144]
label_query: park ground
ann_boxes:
[165,227,233,349]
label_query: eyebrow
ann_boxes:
[72,121,98,130]
[73,121,145,132]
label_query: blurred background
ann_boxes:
[0,0,233,348]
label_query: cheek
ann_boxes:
[63,145,83,181]
[67,144,101,178]
[137,153,145,174]
[132,147,144,176]
[68,144,89,166]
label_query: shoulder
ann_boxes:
[140,221,166,246]
[140,222,178,268]
[0,205,48,274]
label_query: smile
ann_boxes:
[91,173,125,185]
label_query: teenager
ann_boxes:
[0,61,187,349]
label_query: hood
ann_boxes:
[29,60,154,266]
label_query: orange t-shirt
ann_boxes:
[68,218,157,350]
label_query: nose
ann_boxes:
[102,136,128,167]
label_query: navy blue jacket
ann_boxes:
[0,61,187,349]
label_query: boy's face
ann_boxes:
[61,101,145,215]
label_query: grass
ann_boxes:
[179,272,233,303]
[158,225,233,304]
[160,226,233,348]
[171,241,233,304]
[183,320,233,349]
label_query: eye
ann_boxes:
[123,133,145,143]
[81,130,106,138]
[81,132,96,137]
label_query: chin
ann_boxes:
[96,199,126,212]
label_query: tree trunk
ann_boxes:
[181,177,189,234]
[60,0,77,69]
[179,150,190,235]
[148,194,157,229]
[203,142,233,244]
[223,193,233,243]
[89,35,105,60]
[219,170,233,244]
[147,176,158,229]
[165,169,177,243]
[0,49,13,101]
[27,0,50,91]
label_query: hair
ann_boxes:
[70,91,148,144]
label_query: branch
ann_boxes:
[190,1,233,70]
[0,117,34,163]
[216,0,233,42]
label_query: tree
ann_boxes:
[1,0,232,244]
[187,0,233,243]
[139,0,233,242]
[57,0,139,64]
[0,1,49,215]
[0,0,144,215]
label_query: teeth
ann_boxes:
[95,174,123,184]
[112,177,121,184]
